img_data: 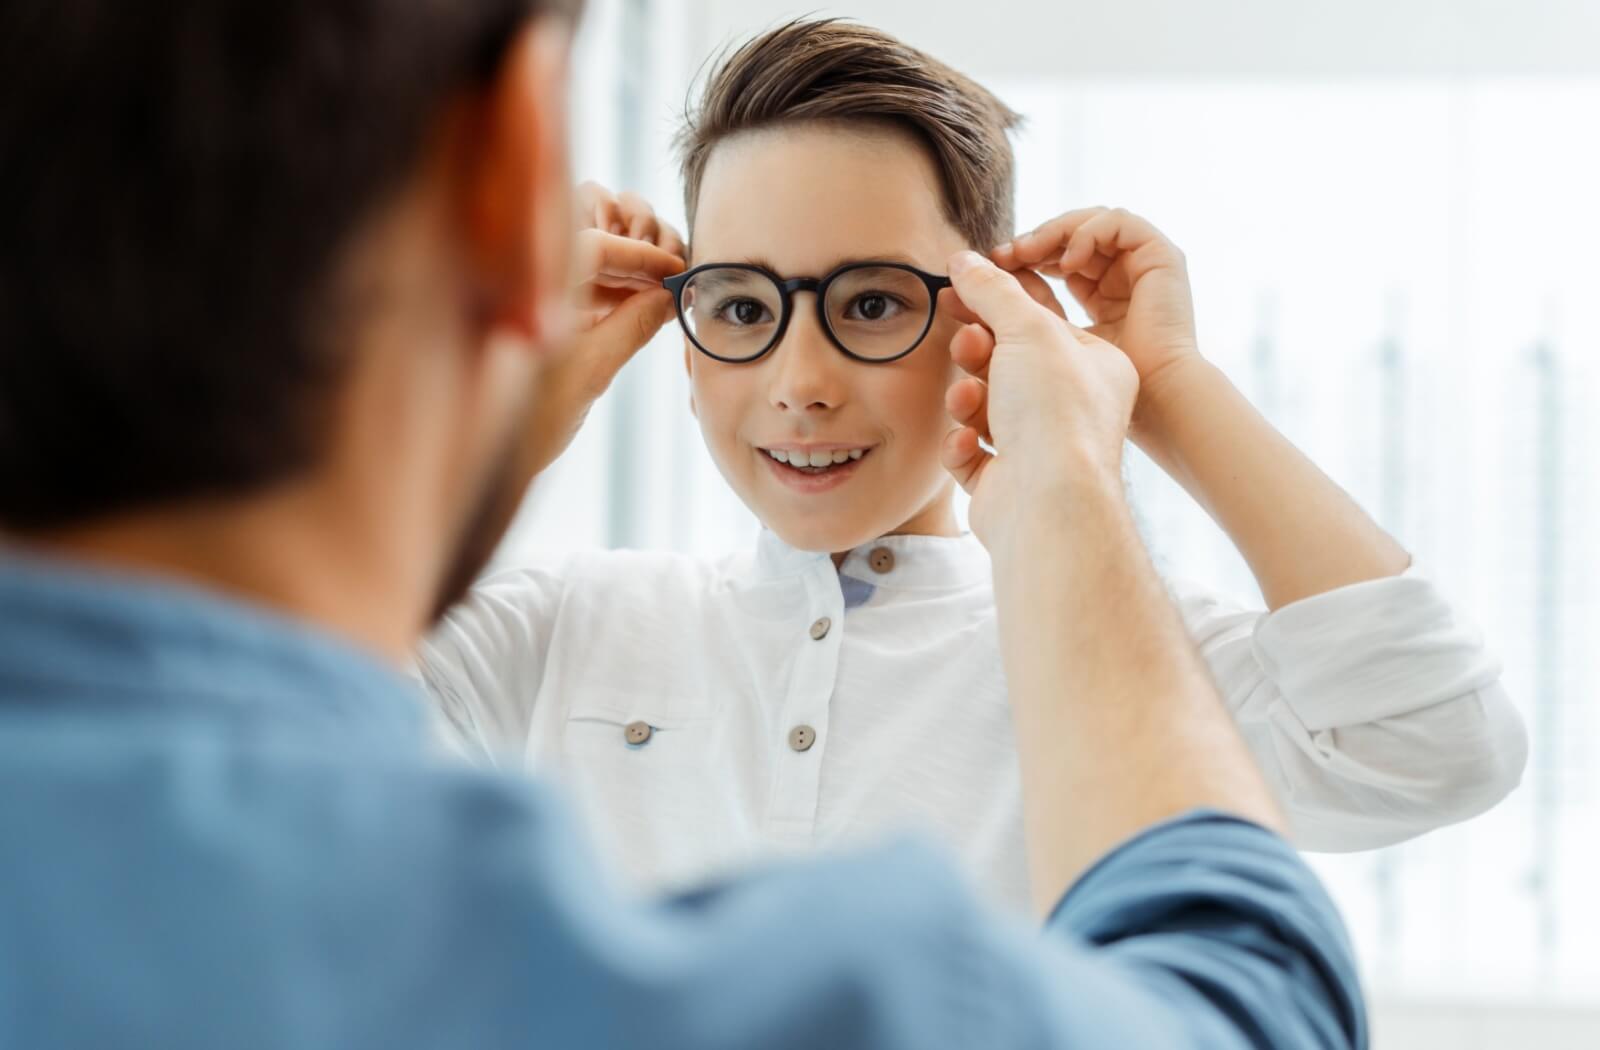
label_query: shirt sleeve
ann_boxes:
[1043,812,1366,1048]
[1173,565,1529,850]
[420,791,1365,1050]
[413,563,569,768]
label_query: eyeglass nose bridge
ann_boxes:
[770,275,834,357]
[778,275,826,297]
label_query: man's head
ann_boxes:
[0,0,581,647]
[674,19,1021,553]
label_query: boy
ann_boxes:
[417,19,1526,910]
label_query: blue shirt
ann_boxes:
[0,554,1366,1048]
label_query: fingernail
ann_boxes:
[949,250,984,276]
[993,241,1013,256]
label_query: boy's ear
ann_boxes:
[461,17,573,352]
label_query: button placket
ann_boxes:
[765,562,840,833]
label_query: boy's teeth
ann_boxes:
[764,447,869,468]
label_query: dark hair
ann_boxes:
[0,0,579,530]
[677,18,1022,252]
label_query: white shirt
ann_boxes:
[417,531,1527,912]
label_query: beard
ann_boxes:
[427,342,584,626]
[427,433,534,626]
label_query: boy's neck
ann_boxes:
[829,486,961,567]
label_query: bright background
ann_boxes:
[505,2,1600,1044]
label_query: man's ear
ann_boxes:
[463,17,573,353]
[683,341,698,418]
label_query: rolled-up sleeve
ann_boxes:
[1174,566,1528,850]
[1045,812,1367,1049]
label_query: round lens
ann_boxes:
[680,268,784,362]
[823,266,934,360]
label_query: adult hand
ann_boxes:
[991,206,1197,400]
[940,251,1138,558]
[523,183,685,474]
[942,252,1287,910]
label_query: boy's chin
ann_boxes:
[763,516,888,556]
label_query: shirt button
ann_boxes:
[624,721,653,746]
[788,725,817,752]
[809,616,832,641]
[868,547,895,574]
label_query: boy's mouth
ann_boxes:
[757,444,874,490]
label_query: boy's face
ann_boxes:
[685,124,970,553]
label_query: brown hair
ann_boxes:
[677,18,1022,251]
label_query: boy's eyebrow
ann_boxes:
[718,251,929,275]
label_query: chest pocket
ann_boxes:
[560,697,719,770]
[559,696,753,890]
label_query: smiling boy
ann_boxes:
[417,19,1526,910]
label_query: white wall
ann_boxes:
[687,0,1600,77]
[1374,999,1600,1049]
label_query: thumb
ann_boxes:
[947,251,1050,341]
[581,287,676,388]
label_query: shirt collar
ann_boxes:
[0,550,425,744]
[753,528,991,591]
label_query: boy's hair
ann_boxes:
[677,18,1022,252]
[0,0,579,531]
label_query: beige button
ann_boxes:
[809,616,832,641]
[788,725,817,752]
[868,547,895,574]
[624,721,653,746]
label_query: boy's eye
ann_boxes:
[715,298,775,326]
[842,292,906,323]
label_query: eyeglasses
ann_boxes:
[662,261,952,364]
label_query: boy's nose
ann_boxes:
[767,303,846,413]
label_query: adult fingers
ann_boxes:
[616,191,659,243]
[945,375,990,444]
[941,425,990,497]
[992,207,1110,269]
[946,251,1054,342]
[949,321,995,380]
[1064,273,1104,318]
[1059,208,1179,276]
[574,287,676,392]
[576,181,625,235]
[574,181,611,213]
[938,286,980,327]
[943,269,1066,335]
[574,229,686,290]
[1012,269,1068,319]
[655,219,687,259]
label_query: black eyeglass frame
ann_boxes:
[662,261,953,365]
